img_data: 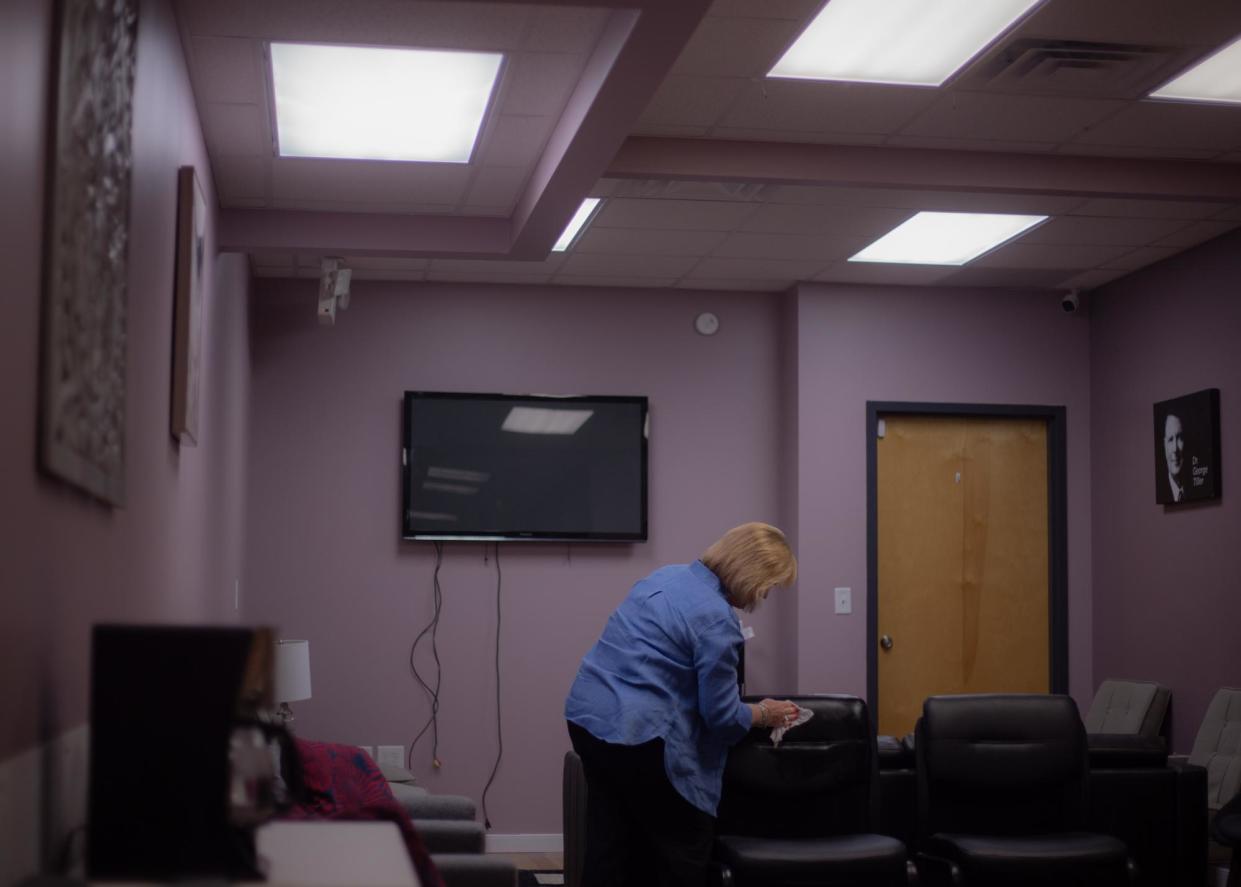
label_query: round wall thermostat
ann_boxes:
[694,312,720,336]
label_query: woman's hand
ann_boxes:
[751,698,800,728]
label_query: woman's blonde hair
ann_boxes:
[701,522,797,612]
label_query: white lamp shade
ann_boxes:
[275,639,312,703]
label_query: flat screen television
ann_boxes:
[402,391,648,541]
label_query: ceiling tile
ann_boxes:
[1152,219,1241,247]
[686,256,827,279]
[244,1,530,50]
[1011,0,1241,47]
[521,7,608,52]
[630,124,713,138]
[671,16,802,78]
[1020,215,1191,247]
[428,256,565,274]
[900,93,1125,144]
[558,253,701,278]
[709,128,887,145]
[723,80,938,135]
[883,135,1057,153]
[1058,268,1134,290]
[343,256,429,271]
[463,166,528,209]
[675,278,791,292]
[574,227,728,256]
[936,267,1080,288]
[426,270,550,285]
[972,241,1134,269]
[501,52,583,116]
[272,159,472,205]
[189,37,264,104]
[350,267,427,281]
[711,231,865,262]
[755,185,1084,215]
[638,76,749,129]
[477,115,551,168]
[594,198,758,231]
[814,262,958,286]
[552,276,677,289]
[202,102,269,157]
[213,155,268,203]
[705,0,822,20]
[1100,246,1182,269]
[1068,101,1241,152]
[1069,197,1232,219]
[740,203,912,237]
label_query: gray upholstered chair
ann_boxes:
[1084,679,1170,738]
[1188,688,1241,870]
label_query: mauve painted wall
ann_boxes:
[243,279,787,832]
[0,0,251,763]
[1090,229,1241,752]
[790,283,1095,710]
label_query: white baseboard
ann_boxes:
[0,724,90,886]
[485,833,564,854]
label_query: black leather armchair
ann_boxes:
[713,694,906,887]
[915,693,1135,887]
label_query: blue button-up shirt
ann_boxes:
[564,560,752,815]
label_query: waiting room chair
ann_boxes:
[712,694,907,887]
[1187,687,1241,870]
[1084,679,1170,738]
[915,693,1135,887]
[1212,791,1241,887]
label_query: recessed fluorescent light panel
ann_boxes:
[850,212,1047,265]
[551,198,602,252]
[769,0,1043,86]
[270,42,502,162]
[1150,34,1241,105]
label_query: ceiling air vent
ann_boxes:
[968,38,1187,98]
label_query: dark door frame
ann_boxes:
[865,401,1069,732]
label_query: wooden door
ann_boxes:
[876,415,1049,737]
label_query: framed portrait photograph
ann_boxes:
[171,165,207,444]
[1153,389,1221,505]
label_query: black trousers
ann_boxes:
[568,721,715,887]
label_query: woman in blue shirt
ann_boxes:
[565,522,799,887]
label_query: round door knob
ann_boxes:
[880,634,894,651]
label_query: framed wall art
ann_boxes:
[1154,388,1221,505]
[171,166,207,444]
[39,0,139,505]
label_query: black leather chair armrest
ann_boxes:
[1088,733,1167,768]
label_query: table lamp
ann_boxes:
[274,638,312,725]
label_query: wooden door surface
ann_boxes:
[876,415,1049,737]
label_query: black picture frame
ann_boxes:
[1153,389,1221,505]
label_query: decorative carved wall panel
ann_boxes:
[40,0,139,505]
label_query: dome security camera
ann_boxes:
[1061,289,1080,313]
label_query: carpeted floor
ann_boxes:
[516,871,564,887]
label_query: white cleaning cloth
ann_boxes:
[770,706,814,747]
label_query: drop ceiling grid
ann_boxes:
[636,0,1241,159]
[178,1,605,216]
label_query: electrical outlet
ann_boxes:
[377,745,404,769]
[834,587,852,615]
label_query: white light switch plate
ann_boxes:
[377,745,404,769]
[834,587,852,615]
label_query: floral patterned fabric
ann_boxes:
[283,738,445,887]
